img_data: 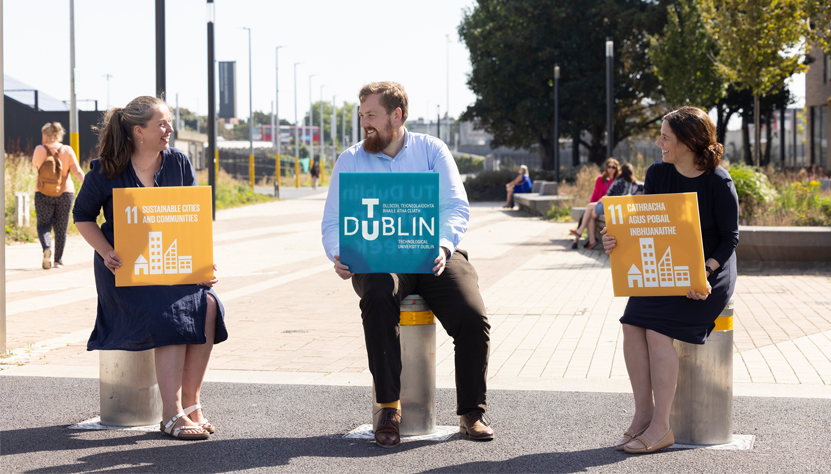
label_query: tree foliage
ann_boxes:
[304,101,358,147]
[458,0,670,168]
[648,0,725,109]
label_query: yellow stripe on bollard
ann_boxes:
[215,149,219,174]
[295,156,300,188]
[713,316,733,332]
[249,154,255,188]
[400,311,435,326]
[70,132,80,160]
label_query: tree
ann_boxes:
[304,101,358,148]
[700,0,831,167]
[648,0,725,109]
[459,0,670,168]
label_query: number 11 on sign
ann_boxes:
[607,204,623,224]
[125,206,137,224]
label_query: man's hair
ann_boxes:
[359,81,408,123]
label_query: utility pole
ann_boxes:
[274,46,285,197]
[446,34,451,145]
[69,0,79,159]
[606,37,614,159]
[308,74,316,164]
[241,27,253,188]
[155,0,165,98]
[103,74,113,109]
[174,93,179,144]
[554,64,560,183]
[294,63,302,188]
[207,0,216,219]
[437,105,441,140]
[341,103,345,150]
[319,84,326,165]
[1,0,7,353]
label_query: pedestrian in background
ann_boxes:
[503,164,532,209]
[570,158,620,244]
[73,96,227,441]
[602,106,738,454]
[310,161,320,189]
[31,121,85,269]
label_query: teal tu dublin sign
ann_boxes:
[339,173,440,274]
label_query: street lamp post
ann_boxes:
[155,0,165,98]
[308,74,316,164]
[294,63,302,188]
[69,0,79,159]
[554,64,560,184]
[446,34,450,145]
[319,84,326,165]
[207,0,216,220]
[274,46,285,197]
[241,27,254,188]
[606,37,614,159]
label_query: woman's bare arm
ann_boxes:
[76,221,121,274]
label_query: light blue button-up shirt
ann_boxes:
[321,131,470,263]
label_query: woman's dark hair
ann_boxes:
[662,106,723,173]
[95,96,171,178]
[618,163,637,183]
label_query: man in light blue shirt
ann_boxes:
[321,82,493,448]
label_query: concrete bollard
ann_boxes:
[99,350,163,427]
[372,294,437,436]
[15,192,30,227]
[670,297,734,445]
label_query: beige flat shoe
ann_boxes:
[160,413,210,440]
[615,424,649,450]
[183,404,215,434]
[623,429,674,454]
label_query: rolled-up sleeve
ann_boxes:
[73,160,106,223]
[432,141,469,256]
[321,156,345,262]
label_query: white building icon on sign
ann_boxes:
[627,238,692,289]
[134,232,193,276]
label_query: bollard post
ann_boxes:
[14,192,29,227]
[372,294,437,436]
[99,350,163,427]
[295,156,300,188]
[669,297,734,445]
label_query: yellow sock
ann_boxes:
[379,400,401,409]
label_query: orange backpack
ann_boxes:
[38,145,64,197]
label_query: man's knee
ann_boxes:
[450,305,490,339]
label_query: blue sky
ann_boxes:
[3,0,477,122]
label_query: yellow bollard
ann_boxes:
[275,154,281,196]
[295,156,300,188]
[215,149,219,175]
[249,154,255,188]
[321,160,326,186]
[70,133,80,161]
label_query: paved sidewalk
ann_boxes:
[3,192,831,397]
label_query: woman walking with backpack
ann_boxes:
[32,122,85,269]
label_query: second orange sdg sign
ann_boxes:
[113,187,214,287]
[603,193,707,297]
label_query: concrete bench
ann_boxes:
[513,182,573,216]
[735,226,831,264]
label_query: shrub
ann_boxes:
[545,204,572,222]
[726,163,778,218]
[463,169,517,201]
[454,155,483,174]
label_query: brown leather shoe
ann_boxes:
[460,411,494,440]
[374,408,401,448]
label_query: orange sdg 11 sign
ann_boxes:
[113,186,214,287]
[603,193,707,297]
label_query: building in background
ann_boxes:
[806,44,831,170]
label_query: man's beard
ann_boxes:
[362,119,396,154]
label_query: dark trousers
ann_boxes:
[34,192,74,263]
[351,248,490,415]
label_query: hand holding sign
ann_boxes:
[604,193,707,297]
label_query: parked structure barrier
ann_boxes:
[669,297,734,445]
[372,294,437,436]
[99,351,162,427]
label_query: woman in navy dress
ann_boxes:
[601,107,739,454]
[74,96,228,440]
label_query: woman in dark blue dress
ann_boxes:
[74,96,228,440]
[601,107,739,454]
